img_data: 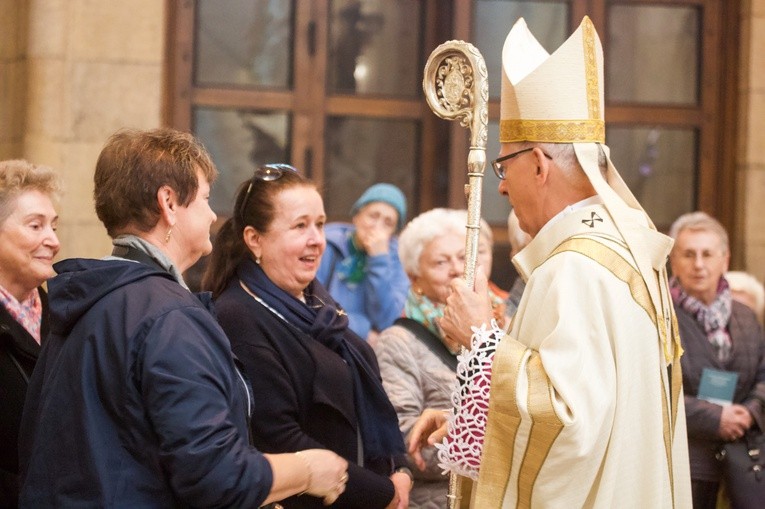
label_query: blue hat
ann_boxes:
[350,183,407,231]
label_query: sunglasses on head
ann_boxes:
[239,163,299,221]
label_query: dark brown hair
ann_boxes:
[94,128,217,237]
[202,167,315,297]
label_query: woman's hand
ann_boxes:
[296,449,349,505]
[718,404,753,441]
[389,471,412,508]
[407,408,449,471]
[356,226,392,256]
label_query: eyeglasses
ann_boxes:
[239,163,299,221]
[491,147,553,180]
[674,249,725,264]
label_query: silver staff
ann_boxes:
[422,40,488,509]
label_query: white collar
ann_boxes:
[536,195,603,238]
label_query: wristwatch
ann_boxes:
[393,466,415,487]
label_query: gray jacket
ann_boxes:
[374,323,457,509]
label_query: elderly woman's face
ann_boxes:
[477,235,493,279]
[670,228,729,305]
[352,202,398,254]
[255,186,326,300]
[0,190,60,300]
[412,231,465,305]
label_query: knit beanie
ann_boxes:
[350,183,407,231]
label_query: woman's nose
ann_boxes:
[308,225,324,244]
[45,227,61,250]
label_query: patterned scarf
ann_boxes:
[0,285,42,343]
[670,276,732,362]
[405,290,445,338]
[237,257,405,460]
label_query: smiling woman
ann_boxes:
[203,168,412,508]
[0,159,60,507]
[18,130,347,508]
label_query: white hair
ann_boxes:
[725,270,765,324]
[398,208,466,277]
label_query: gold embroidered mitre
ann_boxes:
[500,16,604,144]
[499,17,682,364]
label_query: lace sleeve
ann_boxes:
[435,320,504,480]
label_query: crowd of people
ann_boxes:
[1,14,764,509]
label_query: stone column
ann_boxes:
[24,0,166,259]
[739,0,765,280]
[0,0,28,159]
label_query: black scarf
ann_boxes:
[237,258,404,461]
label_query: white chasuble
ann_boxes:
[471,204,691,509]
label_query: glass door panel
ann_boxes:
[193,107,290,214]
[474,0,569,100]
[327,0,423,96]
[324,116,418,221]
[607,126,697,228]
[607,4,699,105]
[194,0,294,88]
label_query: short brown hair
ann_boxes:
[94,128,218,237]
[0,159,61,224]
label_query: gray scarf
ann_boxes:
[109,234,189,290]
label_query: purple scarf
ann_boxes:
[670,276,732,361]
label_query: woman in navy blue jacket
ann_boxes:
[204,166,412,508]
[19,129,347,508]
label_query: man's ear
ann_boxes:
[533,147,551,183]
[243,225,262,258]
[157,185,178,226]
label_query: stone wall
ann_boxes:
[0,0,28,160]
[20,0,166,260]
[740,0,765,281]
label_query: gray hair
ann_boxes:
[668,211,729,254]
[0,159,61,224]
[398,208,466,276]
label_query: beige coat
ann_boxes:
[374,323,456,509]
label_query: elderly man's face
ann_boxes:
[496,143,540,237]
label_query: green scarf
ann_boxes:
[404,290,445,338]
[336,233,367,285]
